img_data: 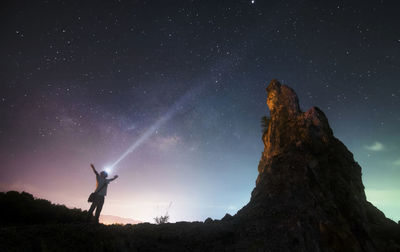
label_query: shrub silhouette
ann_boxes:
[261,115,270,134]
[154,202,172,224]
[154,215,169,224]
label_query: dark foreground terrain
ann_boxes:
[1,80,399,251]
[0,220,239,251]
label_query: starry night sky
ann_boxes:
[1,0,399,222]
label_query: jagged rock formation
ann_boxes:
[235,79,399,251]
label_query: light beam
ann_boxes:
[108,85,203,171]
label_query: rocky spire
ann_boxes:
[266,79,300,118]
[235,79,399,251]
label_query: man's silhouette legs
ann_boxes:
[87,195,104,223]
[94,196,104,223]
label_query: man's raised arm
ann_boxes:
[90,164,99,176]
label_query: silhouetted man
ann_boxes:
[87,164,118,223]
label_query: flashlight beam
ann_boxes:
[109,85,203,170]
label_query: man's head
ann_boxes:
[100,171,108,178]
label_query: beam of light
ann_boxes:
[108,85,203,171]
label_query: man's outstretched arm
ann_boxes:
[107,175,118,182]
[90,164,99,176]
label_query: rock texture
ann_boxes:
[235,79,400,251]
